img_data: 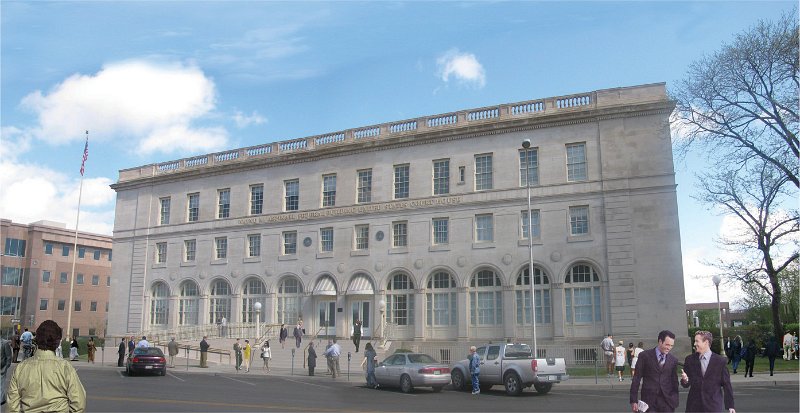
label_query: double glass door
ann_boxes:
[351,300,371,337]
[318,301,336,337]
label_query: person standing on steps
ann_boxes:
[243,340,252,373]
[352,319,362,352]
[233,338,243,371]
[279,324,288,349]
[199,336,209,368]
[261,340,271,372]
[307,342,317,376]
[293,322,303,349]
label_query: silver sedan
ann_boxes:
[374,352,451,393]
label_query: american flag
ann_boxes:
[79,133,89,176]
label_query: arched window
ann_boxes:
[150,282,169,326]
[469,270,503,325]
[178,280,199,325]
[241,278,267,323]
[209,279,232,323]
[515,266,551,325]
[564,264,602,324]
[426,272,457,326]
[386,273,415,326]
[277,277,303,326]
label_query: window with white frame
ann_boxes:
[354,225,369,250]
[209,279,232,324]
[475,214,494,242]
[277,277,302,326]
[519,148,539,186]
[187,193,199,222]
[394,164,410,199]
[474,154,493,190]
[521,209,541,239]
[150,282,169,325]
[569,206,590,236]
[426,272,457,326]
[155,242,167,263]
[564,264,602,324]
[566,143,587,181]
[247,234,261,257]
[357,169,372,203]
[217,189,230,219]
[184,239,196,262]
[469,270,503,325]
[283,231,297,255]
[322,174,337,207]
[515,265,551,325]
[433,159,450,195]
[179,280,199,325]
[320,227,334,252]
[241,278,267,323]
[215,237,228,259]
[285,179,299,211]
[250,184,264,215]
[392,221,408,248]
[432,218,449,245]
[386,273,415,326]
[159,197,170,225]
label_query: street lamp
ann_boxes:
[522,139,538,357]
[254,302,262,343]
[711,275,724,355]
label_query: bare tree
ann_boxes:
[672,9,799,187]
[696,159,798,340]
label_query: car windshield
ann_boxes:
[504,344,532,358]
[408,354,438,364]
[133,348,164,356]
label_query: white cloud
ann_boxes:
[232,110,267,129]
[436,49,486,88]
[139,124,228,155]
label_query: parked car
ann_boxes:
[374,352,451,393]
[450,343,568,396]
[127,347,167,376]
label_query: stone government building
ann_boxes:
[108,83,686,354]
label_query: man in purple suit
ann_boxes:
[681,330,735,413]
[630,330,680,412]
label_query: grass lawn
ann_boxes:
[567,357,799,377]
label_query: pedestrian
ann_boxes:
[261,340,271,372]
[55,341,63,359]
[626,342,635,377]
[325,340,333,375]
[724,337,732,364]
[20,329,33,361]
[764,336,780,376]
[279,324,288,349]
[233,338,243,371]
[323,338,341,378]
[615,340,627,382]
[468,345,481,395]
[730,335,742,374]
[743,339,757,378]
[243,340,252,372]
[69,337,79,361]
[681,330,735,413]
[221,316,228,338]
[6,320,87,412]
[1,337,12,405]
[601,333,615,377]
[293,322,303,349]
[137,336,150,348]
[86,337,96,364]
[783,331,794,360]
[167,337,179,368]
[630,341,644,377]
[199,336,210,368]
[11,333,20,364]
[127,336,135,356]
[629,330,680,412]
[117,338,126,367]
[361,342,378,389]
[352,319,362,352]
[794,332,798,360]
[307,342,317,376]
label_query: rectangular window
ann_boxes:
[3,238,26,257]
[78,247,86,259]
[187,193,200,222]
[159,197,171,225]
[39,299,48,311]
[392,221,408,247]
[217,189,231,219]
[42,271,51,283]
[74,301,82,312]
[393,164,410,199]
[62,245,70,256]
[519,148,539,186]
[0,297,20,315]
[250,184,264,215]
[285,180,299,211]
[108,250,112,261]
[60,272,68,283]
[90,301,97,312]
[93,250,101,260]
[184,239,196,261]
[475,154,493,190]
[459,166,466,184]
[107,276,111,286]
[320,228,334,252]
[91,275,99,286]
[215,237,228,259]
[521,210,541,239]
[475,214,494,242]
[156,242,167,263]
[357,169,372,203]
[354,225,369,250]
[58,300,66,311]
[283,231,297,255]
[1,268,23,286]
[432,218,449,245]
[76,273,84,285]
[433,159,450,195]
[566,143,587,181]
[247,234,261,257]
[89,328,96,336]
[322,174,337,207]
[44,243,53,255]
[569,206,590,236]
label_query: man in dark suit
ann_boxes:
[630,330,680,412]
[681,330,735,413]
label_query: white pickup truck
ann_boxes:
[450,343,569,396]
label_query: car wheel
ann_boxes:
[160,368,167,376]
[431,385,444,393]
[400,374,414,393]
[128,367,135,377]
[451,369,467,391]
[533,383,552,394]
[504,372,523,396]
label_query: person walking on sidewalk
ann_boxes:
[323,339,341,378]
[307,342,317,376]
[168,338,179,368]
[117,338,126,367]
[629,330,680,412]
[730,336,742,374]
[243,340,252,372]
[293,322,303,349]
[615,340,626,382]
[199,336,209,368]
[352,319,362,352]
[69,337,79,361]
[279,324,288,349]
[261,341,271,372]
[361,342,378,389]
[233,339,243,371]
[764,336,780,376]
[630,342,644,378]
[468,346,481,395]
[601,333,615,377]
[86,337,96,364]
[743,339,757,378]
[680,330,735,413]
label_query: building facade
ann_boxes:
[108,83,686,347]
[1,219,113,338]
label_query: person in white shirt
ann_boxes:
[630,341,645,377]
[322,339,341,378]
[783,331,794,360]
[615,340,627,382]
[260,341,271,372]
[137,336,150,348]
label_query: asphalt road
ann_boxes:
[74,368,798,412]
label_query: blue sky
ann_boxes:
[1,1,795,305]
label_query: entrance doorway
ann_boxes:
[317,301,336,337]
[350,300,371,338]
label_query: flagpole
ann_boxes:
[66,131,89,342]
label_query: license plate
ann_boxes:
[434,371,440,375]
[548,375,556,381]
[145,365,153,369]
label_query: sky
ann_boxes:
[1,1,795,307]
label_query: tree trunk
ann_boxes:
[767,261,784,340]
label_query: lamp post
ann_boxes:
[522,139,538,357]
[254,302,262,343]
[712,275,724,355]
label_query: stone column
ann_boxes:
[502,285,516,341]
[264,292,275,324]
[414,289,425,340]
[232,293,242,323]
[551,284,565,338]
[168,295,179,329]
[199,294,209,326]
[457,287,469,340]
